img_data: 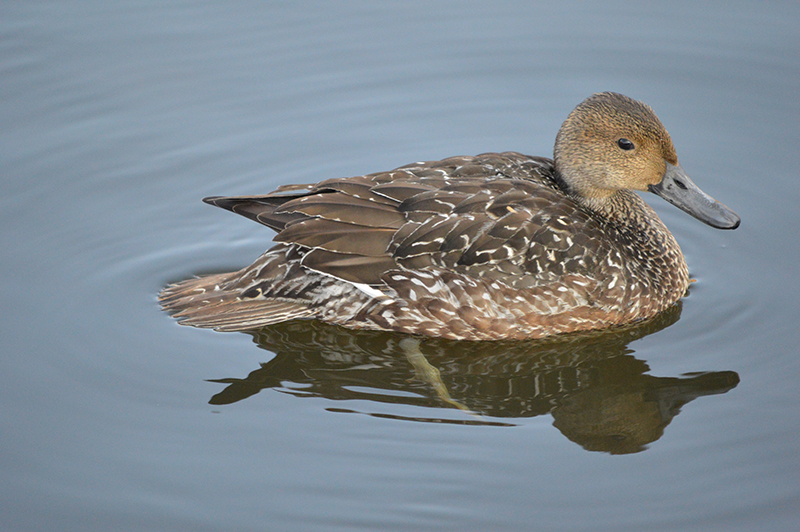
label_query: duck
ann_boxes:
[160,92,740,341]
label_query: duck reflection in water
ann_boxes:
[207,304,738,455]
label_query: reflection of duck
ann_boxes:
[160,92,739,340]
[206,307,739,454]
[550,361,738,454]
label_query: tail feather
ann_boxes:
[159,275,315,332]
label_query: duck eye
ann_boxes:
[617,138,635,151]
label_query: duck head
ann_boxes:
[554,92,740,230]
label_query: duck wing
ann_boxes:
[201,152,600,288]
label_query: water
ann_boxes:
[3,1,799,531]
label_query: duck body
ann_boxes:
[160,93,739,341]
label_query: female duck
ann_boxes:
[160,92,739,341]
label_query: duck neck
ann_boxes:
[551,170,683,257]
[576,189,690,301]
[582,191,650,228]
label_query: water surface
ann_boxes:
[3,2,799,531]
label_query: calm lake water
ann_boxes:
[3,1,799,531]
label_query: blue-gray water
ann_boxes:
[3,1,799,531]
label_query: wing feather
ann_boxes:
[275,218,394,256]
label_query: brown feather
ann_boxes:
[275,218,394,256]
[174,299,315,331]
[279,193,406,228]
[300,248,397,285]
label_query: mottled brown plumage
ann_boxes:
[160,93,740,340]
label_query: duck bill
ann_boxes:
[648,162,740,229]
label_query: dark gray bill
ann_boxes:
[648,162,740,230]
